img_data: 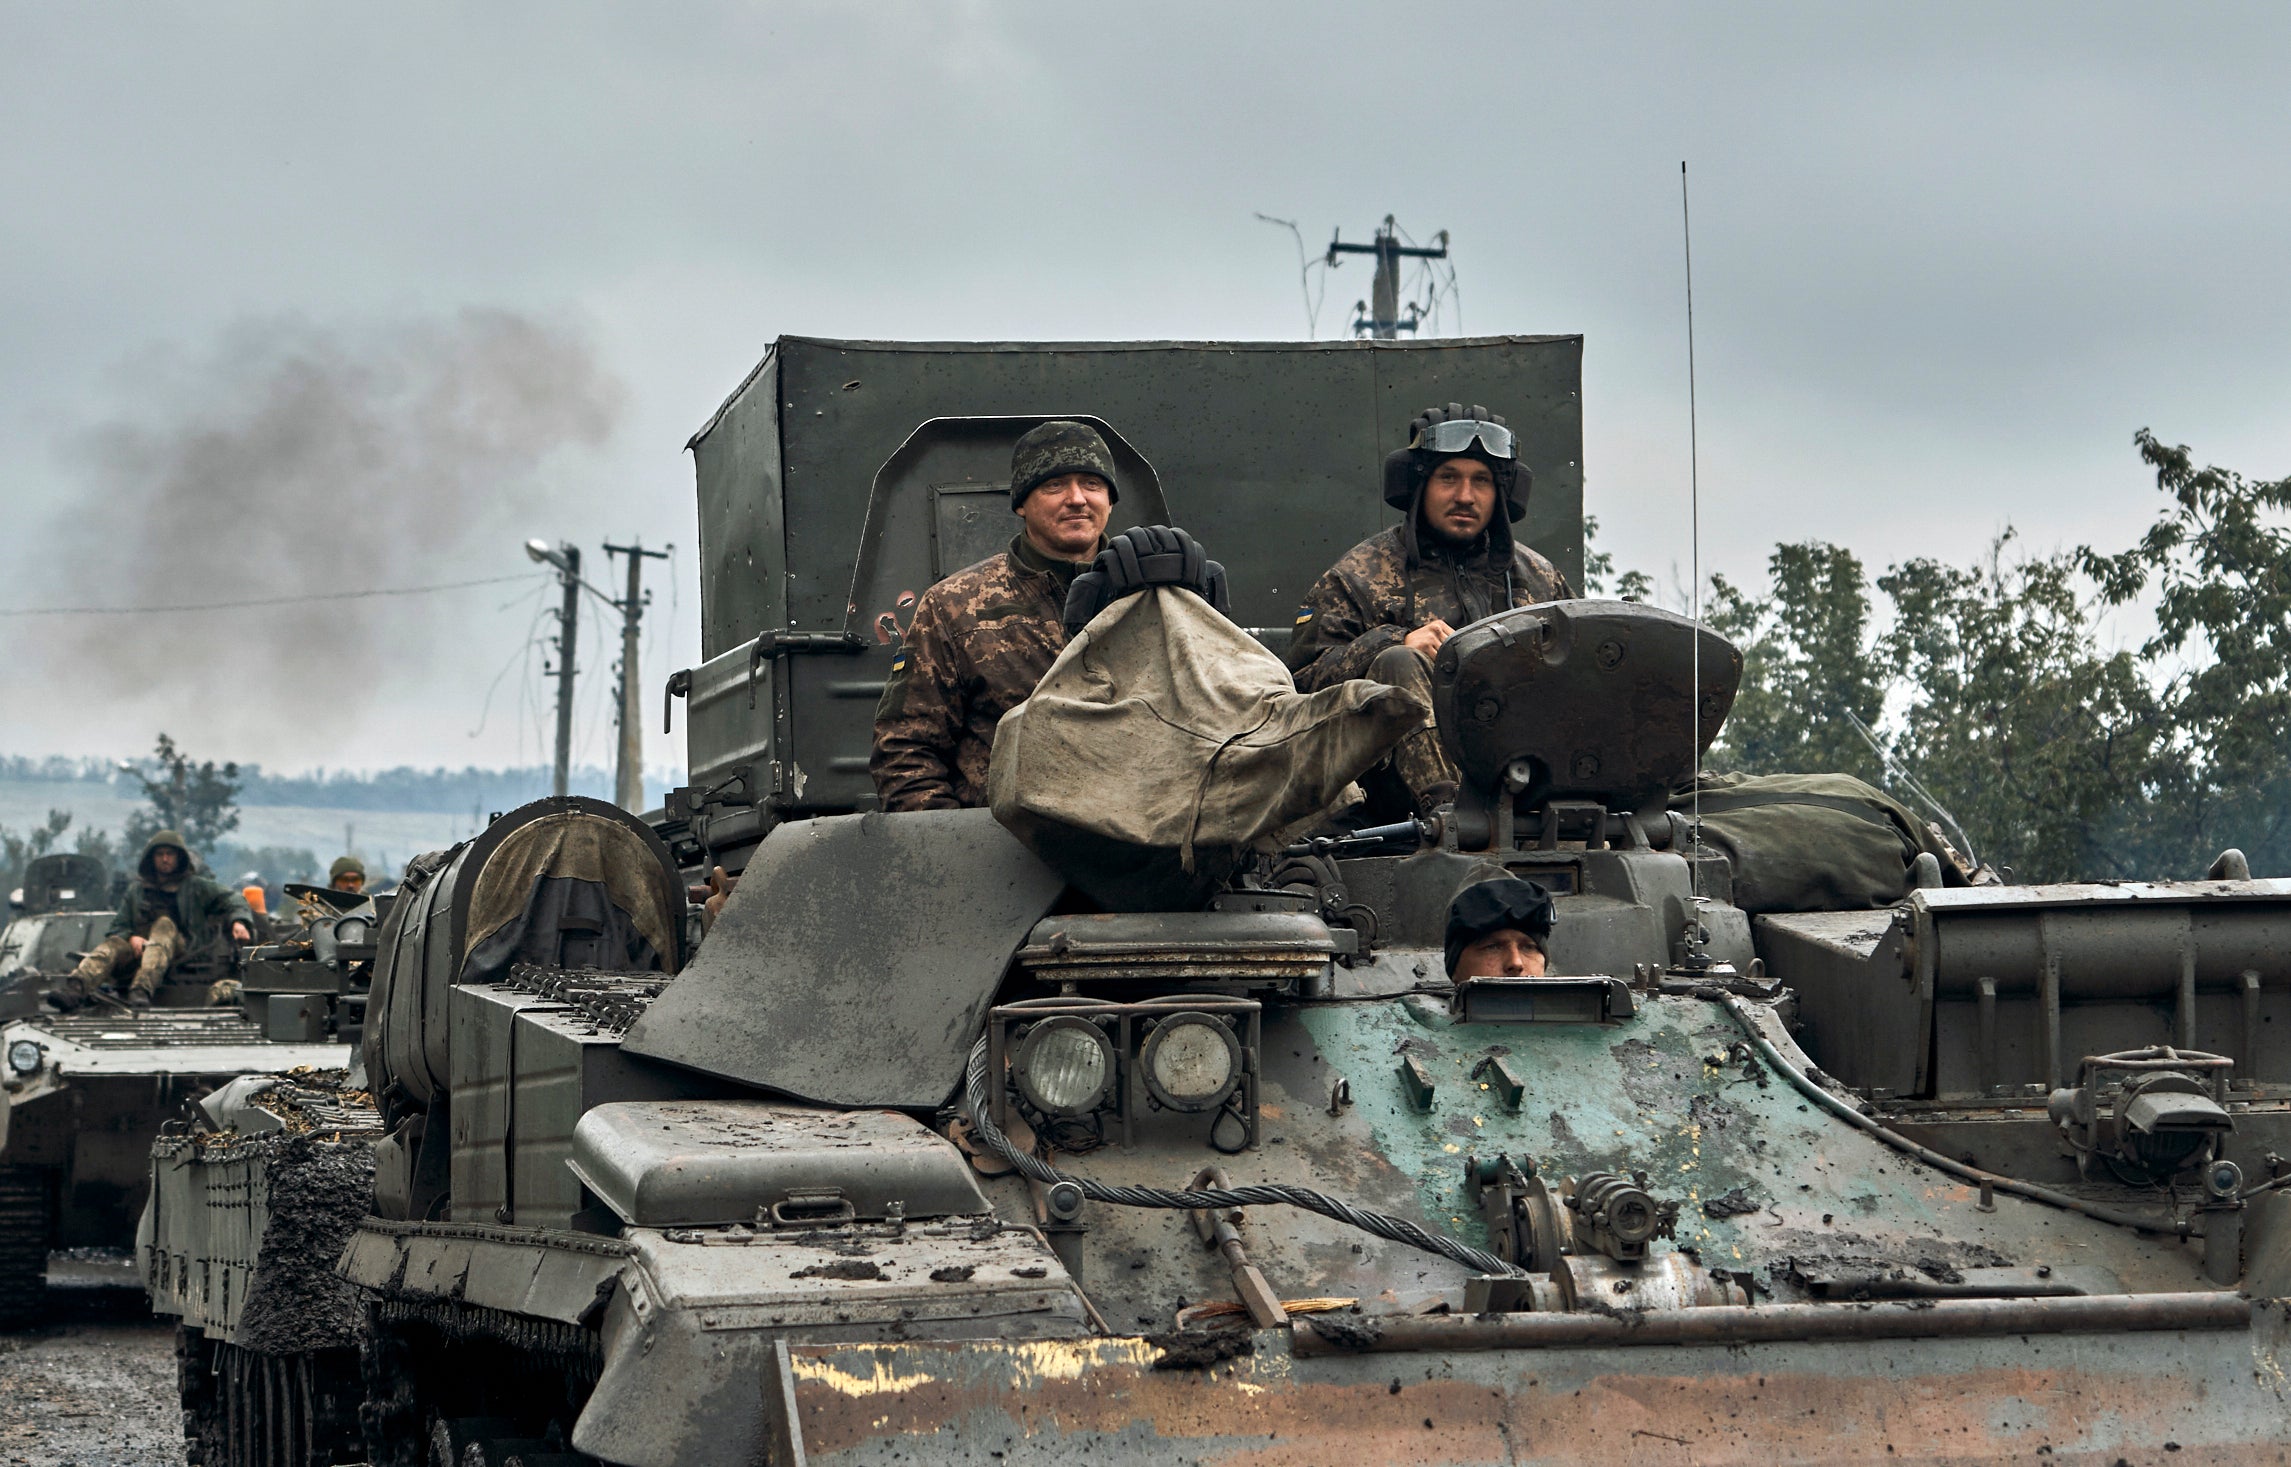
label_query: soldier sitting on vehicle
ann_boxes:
[1287,404,1572,813]
[329,855,366,894]
[871,420,1118,812]
[49,830,254,1011]
[1445,875,1557,979]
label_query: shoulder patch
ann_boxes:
[888,651,909,677]
[1294,609,1314,625]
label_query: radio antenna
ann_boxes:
[1681,161,1704,908]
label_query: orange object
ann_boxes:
[242,884,268,915]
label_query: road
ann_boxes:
[0,1256,184,1467]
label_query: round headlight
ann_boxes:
[1013,1018,1115,1117]
[1140,1014,1241,1113]
[333,916,371,946]
[7,1039,42,1076]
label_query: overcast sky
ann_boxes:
[3,2,2285,781]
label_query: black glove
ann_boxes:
[1064,525,1231,633]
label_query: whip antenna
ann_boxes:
[1681,161,1704,908]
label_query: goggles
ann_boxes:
[1413,418,1516,461]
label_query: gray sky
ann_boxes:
[3,2,2285,778]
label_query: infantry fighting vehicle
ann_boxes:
[163,338,2291,1464]
[0,851,118,1019]
[0,869,370,1327]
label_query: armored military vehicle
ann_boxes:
[163,337,2291,1464]
[0,869,371,1327]
[0,851,117,1019]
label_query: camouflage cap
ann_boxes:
[329,855,366,881]
[1010,420,1119,508]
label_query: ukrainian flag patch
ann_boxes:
[1294,610,1314,626]
[889,653,909,676]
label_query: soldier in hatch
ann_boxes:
[49,829,255,1011]
[1445,875,1556,980]
[1286,404,1572,812]
[329,855,367,894]
[871,421,1117,811]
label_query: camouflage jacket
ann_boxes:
[1285,525,1572,692]
[871,534,1089,812]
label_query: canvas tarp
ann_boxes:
[989,586,1426,909]
[1671,771,1970,914]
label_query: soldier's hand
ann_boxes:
[129,934,147,955]
[1403,619,1455,658]
[230,921,253,943]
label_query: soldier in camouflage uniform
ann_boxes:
[1286,404,1572,811]
[50,829,254,1011]
[871,420,1117,811]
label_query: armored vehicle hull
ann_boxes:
[142,1069,381,1467]
[157,337,2291,1463]
[0,877,370,1329]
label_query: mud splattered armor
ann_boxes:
[871,533,1091,812]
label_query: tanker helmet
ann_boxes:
[1010,420,1120,508]
[1383,402,1530,523]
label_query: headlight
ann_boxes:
[332,916,371,946]
[7,1040,42,1076]
[1140,1013,1241,1113]
[1013,1017,1116,1116]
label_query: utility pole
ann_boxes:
[526,539,582,798]
[603,539,672,812]
[1326,215,1448,339]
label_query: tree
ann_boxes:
[2081,430,2291,875]
[1704,542,1886,782]
[123,734,242,856]
[1877,534,2173,882]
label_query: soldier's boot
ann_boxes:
[127,917,182,1010]
[1391,727,1464,814]
[48,936,131,1012]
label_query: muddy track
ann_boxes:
[0,1261,186,1467]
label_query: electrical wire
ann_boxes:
[962,1036,1521,1278]
[0,572,541,618]
[1253,213,1326,339]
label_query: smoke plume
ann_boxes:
[40,310,626,743]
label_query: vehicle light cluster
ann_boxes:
[989,993,1261,1149]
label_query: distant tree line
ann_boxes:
[0,754,639,813]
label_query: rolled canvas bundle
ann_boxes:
[989,587,1425,910]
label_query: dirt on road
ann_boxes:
[0,1257,184,1467]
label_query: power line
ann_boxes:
[0,573,542,618]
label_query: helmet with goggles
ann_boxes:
[1382,403,1531,522]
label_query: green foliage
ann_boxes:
[1705,543,1886,782]
[1679,432,2290,882]
[1876,536,2171,881]
[123,733,241,855]
[2080,430,2291,876]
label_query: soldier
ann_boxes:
[1445,875,1556,979]
[871,421,1117,811]
[329,855,366,894]
[1286,404,1572,811]
[50,830,254,1011]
